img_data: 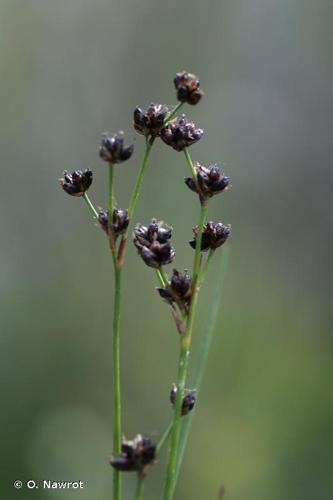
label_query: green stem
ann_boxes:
[201,249,215,284]
[112,265,122,500]
[108,163,122,500]
[156,421,173,456]
[109,163,114,214]
[162,203,207,500]
[165,102,184,122]
[127,139,153,222]
[82,193,99,219]
[183,148,197,181]
[135,476,145,500]
[156,269,167,287]
[175,246,230,482]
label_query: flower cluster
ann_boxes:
[157,269,192,313]
[170,384,197,416]
[59,169,93,197]
[98,208,129,239]
[134,103,169,140]
[99,132,134,164]
[161,115,204,151]
[190,221,231,252]
[174,71,203,105]
[110,434,156,478]
[133,220,175,268]
[185,163,230,203]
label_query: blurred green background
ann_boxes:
[1,1,332,499]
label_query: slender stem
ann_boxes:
[183,148,197,181]
[163,344,189,500]
[112,265,122,500]
[127,139,153,222]
[135,476,145,500]
[165,102,184,122]
[162,203,207,500]
[175,246,230,482]
[160,268,169,286]
[82,193,99,219]
[201,250,215,287]
[156,421,173,456]
[108,163,122,500]
[156,269,167,287]
[109,163,114,214]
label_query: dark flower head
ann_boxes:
[110,434,156,478]
[174,71,203,105]
[98,208,129,239]
[99,132,134,163]
[134,103,169,138]
[185,163,230,202]
[158,269,192,312]
[170,384,197,416]
[161,114,203,152]
[190,221,231,252]
[133,219,175,268]
[59,169,93,197]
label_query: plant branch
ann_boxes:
[183,148,197,182]
[82,193,99,219]
[175,246,230,482]
[127,138,153,222]
[156,269,167,287]
[109,163,114,214]
[162,202,207,500]
[135,476,145,500]
[156,421,173,456]
[165,102,184,123]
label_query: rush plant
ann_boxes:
[59,71,231,500]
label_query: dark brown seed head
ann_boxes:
[110,434,156,478]
[98,208,129,238]
[99,132,134,163]
[160,114,203,152]
[189,221,231,252]
[59,168,93,197]
[185,163,230,202]
[133,219,175,268]
[157,269,192,312]
[174,71,203,105]
[170,383,197,416]
[134,103,169,138]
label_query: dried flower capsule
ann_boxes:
[99,132,134,163]
[110,434,156,478]
[185,163,230,202]
[174,71,203,105]
[170,383,196,416]
[158,269,192,312]
[59,169,93,197]
[98,208,129,238]
[190,221,231,251]
[161,114,203,152]
[134,103,169,139]
[133,219,175,268]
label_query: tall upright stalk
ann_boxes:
[162,148,208,500]
[163,197,207,500]
[112,264,122,500]
[107,163,122,500]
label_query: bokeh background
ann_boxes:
[1,1,332,499]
